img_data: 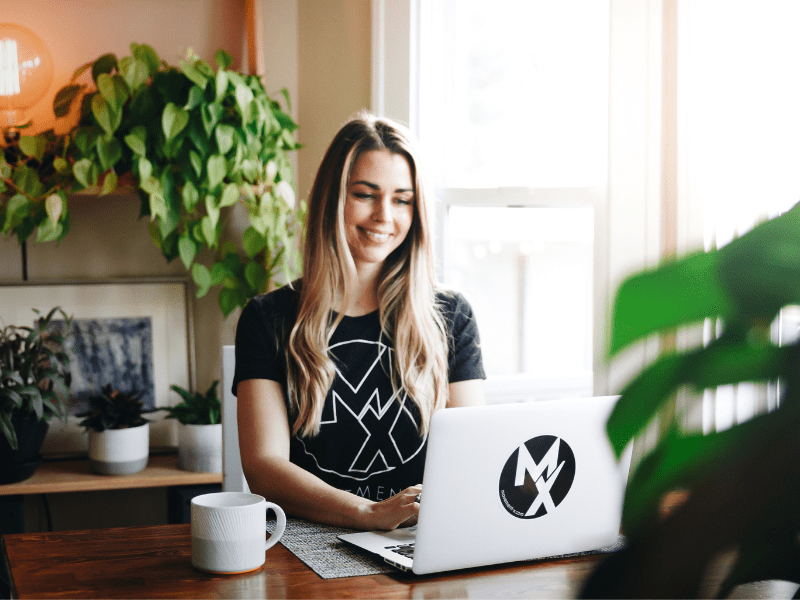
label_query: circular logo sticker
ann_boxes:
[498,435,576,519]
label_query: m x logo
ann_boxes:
[514,438,565,517]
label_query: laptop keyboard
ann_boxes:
[385,542,415,559]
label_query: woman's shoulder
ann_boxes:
[434,287,477,321]
[435,287,471,309]
[244,280,302,317]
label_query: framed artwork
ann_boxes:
[0,279,194,455]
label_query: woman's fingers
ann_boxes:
[363,485,423,530]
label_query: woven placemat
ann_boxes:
[267,518,393,578]
[267,517,626,580]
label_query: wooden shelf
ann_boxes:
[0,453,222,496]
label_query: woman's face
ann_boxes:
[343,149,415,272]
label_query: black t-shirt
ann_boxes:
[233,283,485,500]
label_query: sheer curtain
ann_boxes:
[681,0,800,432]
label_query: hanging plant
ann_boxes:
[0,43,303,316]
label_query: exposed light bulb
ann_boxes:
[0,23,53,129]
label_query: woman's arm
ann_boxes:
[236,378,420,530]
[447,379,485,408]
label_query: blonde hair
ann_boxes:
[287,112,448,438]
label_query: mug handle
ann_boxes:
[264,502,286,551]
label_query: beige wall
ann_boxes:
[0,0,371,532]
[297,0,372,200]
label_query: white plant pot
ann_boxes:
[178,423,222,473]
[88,423,149,475]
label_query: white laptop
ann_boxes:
[339,396,631,575]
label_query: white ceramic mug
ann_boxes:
[191,491,286,574]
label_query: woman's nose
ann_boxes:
[372,196,391,221]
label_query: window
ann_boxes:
[420,0,609,400]
[373,0,663,404]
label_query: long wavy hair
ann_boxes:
[286,112,448,438]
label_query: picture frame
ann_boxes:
[0,278,195,455]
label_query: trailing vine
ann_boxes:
[0,43,303,316]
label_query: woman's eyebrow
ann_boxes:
[351,180,414,194]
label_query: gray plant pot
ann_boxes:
[178,423,222,473]
[88,423,149,475]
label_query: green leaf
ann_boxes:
[118,56,149,91]
[215,49,233,70]
[162,103,190,142]
[36,217,62,243]
[181,61,209,89]
[178,233,198,269]
[96,135,123,171]
[73,158,95,188]
[219,287,245,317]
[717,204,800,317]
[53,157,70,174]
[0,412,17,450]
[19,135,47,162]
[13,164,45,197]
[132,43,160,76]
[2,194,29,234]
[188,118,211,157]
[91,53,118,83]
[610,250,731,355]
[207,154,226,189]
[205,195,220,229]
[192,263,212,298]
[607,334,793,458]
[242,227,266,258]
[202,103,223,137]
[100,169,118,196]
[53,84,83,117]
[201,216,216,247]
[189,151,203,178]
[96,73,129,111]
[182,180,200,211]
[138,156,153,181]
[91,93,121,134]
[279,87,293,113]
[45,193,63,223]
[185,85,204,110]
[219,183,239,207]
[215,124,236,155]
[215,70,229,101]
[124,125,147,156]
[235,83,254,118]
[244,261,264,292]
[210,261,226,285]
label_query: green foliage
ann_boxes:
[1,44,303,316]
[582,202,800,598]
[75,384,155,432]
[163,380,221,425]
[0,307,72,450]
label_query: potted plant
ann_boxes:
[76,384,156,475]
[163,380,221,473]
[581,202,800,598]
[1,43,303,316]
[0,307,71,484]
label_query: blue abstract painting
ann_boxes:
[48,317,156,414]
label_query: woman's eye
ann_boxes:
[353,192,374,200]
[395,197,413,205]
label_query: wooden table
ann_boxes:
[0,454,222,533]
[2,523,602,599]
[4,523,800,599]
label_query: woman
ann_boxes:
[234,112,485,531]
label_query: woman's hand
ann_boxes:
[358,485,422,530]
